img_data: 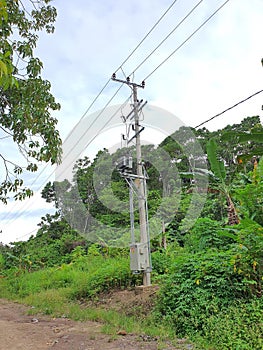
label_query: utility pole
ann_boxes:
[112,73,151,287]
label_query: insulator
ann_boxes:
[127,76,130,83]
[112,72,116,80]
[141,81,145,88]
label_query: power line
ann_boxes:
[81,96,133,157]
[143,0,231,81]
[130,0,204,76]
[57,0,183,173]
[115,0,180,72]
[60,0,180,142]
[194,89,263,129]
[55,84,126,180]
[15,229,38,242]
[59,0,180,150]
[3,85,129,225]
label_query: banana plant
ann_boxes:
[207,138,239,225]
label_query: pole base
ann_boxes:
[134,285,159,295]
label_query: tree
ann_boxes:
[221,127,263,168]
[0,0,62,203]
[0,0,12,88]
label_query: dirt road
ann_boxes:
[0,299,189,350]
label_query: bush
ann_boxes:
[151,251,172,275]
[0,253,4,271]
[200,298,263,350]
[155,249,251,337]
[184,217,234,251]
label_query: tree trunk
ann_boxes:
[161,219,167,250]
[226,195,239,225]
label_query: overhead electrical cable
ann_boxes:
[143,0,230,81]
[55,92,132,180]
[15,229,38,242]
[1,83,124,222]
[56,0,180,147]
[130,0,204,76]
[115,0,179,72]
[194,89,263,129]
[55,84,126,179]
[57,0,183,168]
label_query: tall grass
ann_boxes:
[1,255,139,300]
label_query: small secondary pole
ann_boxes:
[112,74,151,286]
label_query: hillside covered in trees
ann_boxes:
[0,116,263,349]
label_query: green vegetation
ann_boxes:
[0,116,263,349]
[0,0,61,202]
[0,253,136,300]
[0,252,173,342]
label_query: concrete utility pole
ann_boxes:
[112,74,151,286]
[132,84,151,286]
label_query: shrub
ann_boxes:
[155,249,251,336]
[184,217,234,252]
[200,298,263,350]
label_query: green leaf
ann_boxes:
[206,138,226,181]
[0,60,8,76]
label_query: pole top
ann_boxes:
[111,73,145,89]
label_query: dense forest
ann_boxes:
[0,115,263,349]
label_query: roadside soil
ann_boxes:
[0,290,193,350]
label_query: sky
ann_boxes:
[1,0,263,244]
